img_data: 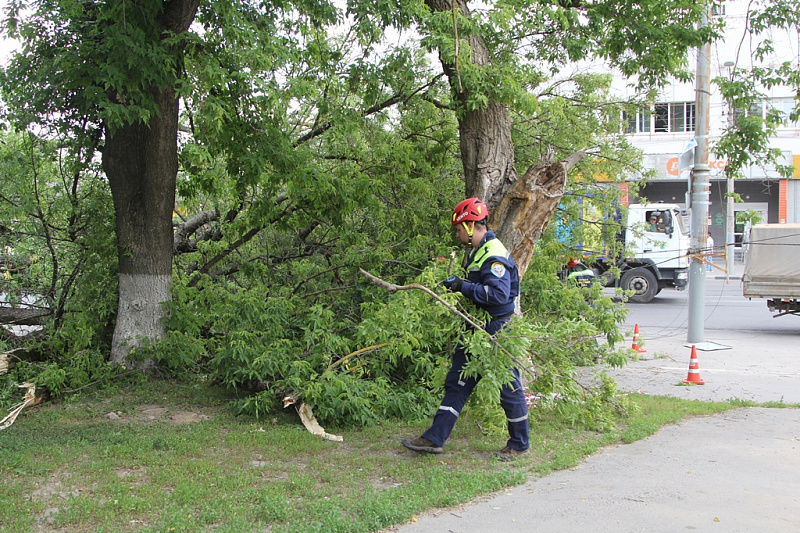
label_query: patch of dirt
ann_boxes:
[116,466,149,488]
[371,477,403,491]
[31,472,86,531]
[104,404,212,424]
[31,473,75,502]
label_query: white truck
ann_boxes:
[742,223,800,317]
[582,203,691,303]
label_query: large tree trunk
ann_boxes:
[425,0,582,276]
[103,90,177,369]
[102,1,200,369]
[425,0,518,210]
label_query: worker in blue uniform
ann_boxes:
[401,197,530,461]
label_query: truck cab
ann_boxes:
[615,203,690,302]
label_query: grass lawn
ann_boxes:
[0,378,743,532]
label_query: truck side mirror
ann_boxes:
[663,213,673,237]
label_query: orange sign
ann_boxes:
[667,157,728,175]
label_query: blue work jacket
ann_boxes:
[458,231,519,318]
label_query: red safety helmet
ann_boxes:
[567,258,581,269]
[451,197,488,225]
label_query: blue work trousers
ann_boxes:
[422,317,530,451]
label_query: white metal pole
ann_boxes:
[688,10,711,344]
[726,176,735,274]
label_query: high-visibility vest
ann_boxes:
[466,238,512,273]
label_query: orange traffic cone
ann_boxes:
[683,345,705,385]
[631,324,647,353]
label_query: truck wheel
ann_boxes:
[621,268,658,303]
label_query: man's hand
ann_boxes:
[443,276,464,292]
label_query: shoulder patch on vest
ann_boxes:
[490,262,506,278]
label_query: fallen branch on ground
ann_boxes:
[0,382,42,430]
[357,268,625,409]
[282,394,343,443]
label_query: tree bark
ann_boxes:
[102,0,200,369]
[490,151,585,278]
[0,307,49,326]
[425,0,518,211]
[425,0,574,276]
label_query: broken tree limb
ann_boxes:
[490,150,586,278]
[0,382,41,430]
[358,269,628,412]
[357,268,619,403]
[358,268,487,333]
[326,343,387,373]
[173,208,220,253]
[282,394,343,442]
[0,306,50,326]
[296,402,343,442]
[0,348,30,375]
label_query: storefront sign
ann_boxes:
[667,157,728,175]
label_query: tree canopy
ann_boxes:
[1,0,796,429]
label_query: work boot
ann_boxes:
[401,437,443,454]
[493,446,528,462]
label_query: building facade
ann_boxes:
[614,0,800,252]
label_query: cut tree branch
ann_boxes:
[357,268,535,380]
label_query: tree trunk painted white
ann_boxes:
[102,0,200,370]
[110,273,172,367]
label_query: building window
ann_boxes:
[671,102,695,132]
[654,104,669,132]
[622,109,651,134]
[622,110,636,134]
[651,102,695,133]
[771,99,799,128]
[638,109,651,133]
[622,104,694,134]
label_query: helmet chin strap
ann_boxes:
[461,221,473,239]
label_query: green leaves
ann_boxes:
[712,1,799,181]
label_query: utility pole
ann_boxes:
[688,8,712,344]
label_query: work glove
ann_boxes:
[442,276,464,292]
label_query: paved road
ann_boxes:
[621,265,798,340]
[390,264,800,533]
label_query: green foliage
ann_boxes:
[736,209,764,228]
[1,0,202,132]
[161,230,632,432]
[713,0,800,180]
[417,0,713,113]
[0,129,120,400]
[160,258,459,426]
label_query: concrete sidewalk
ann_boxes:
[390,407,800,533]
[595,327,800,404]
